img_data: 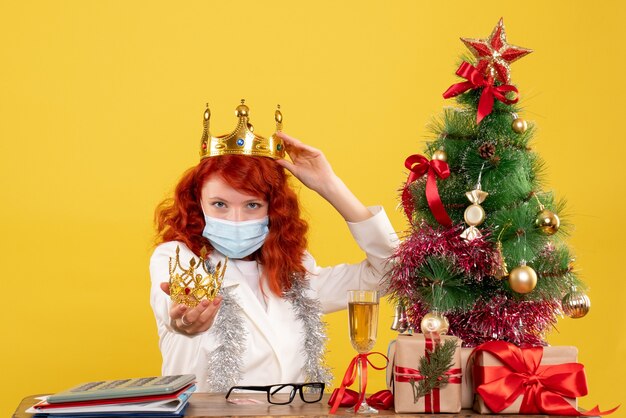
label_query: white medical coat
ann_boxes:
[149,206,398,392]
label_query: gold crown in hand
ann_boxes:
[168,246,228,307]
[200,100,286,160]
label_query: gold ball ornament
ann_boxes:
[431,149,448,162]
[420,312,450,335]
[562,290,591,318]
[512,118,528,134]
[535,209,560,235]
[508,265,537,294]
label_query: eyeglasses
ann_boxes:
[225,382,325,405]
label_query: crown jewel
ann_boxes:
[168,245,228,307]
[200,100,286,159]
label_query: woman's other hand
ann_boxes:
[160,283,222,334]
[276,132,372,223]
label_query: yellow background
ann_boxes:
[1,1,624,415]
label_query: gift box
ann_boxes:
[472,341,582,415]
[460,347,474,409]
[386,340,396,392]
[389,334,462,413]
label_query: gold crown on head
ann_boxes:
[200,100,286,159]
[169,246,228,307]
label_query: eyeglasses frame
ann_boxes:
[225,382,325,405]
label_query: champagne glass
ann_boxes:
[347,290,380,414]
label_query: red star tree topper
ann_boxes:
[461,18,532,84]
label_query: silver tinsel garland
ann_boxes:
[204,275,332,391]
[205,286,247,392]
[284,273,333,386]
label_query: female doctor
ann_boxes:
[150,103,398,392]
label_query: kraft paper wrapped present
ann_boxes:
[472,341,581,415]
[389,334,462,413]
[386,340,396,392]
[460,347,474,409]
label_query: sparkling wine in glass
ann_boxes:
[347,290,379,414]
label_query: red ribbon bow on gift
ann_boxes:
[401,154,452,226]
[442,61,519,124]
[329,352,389,414]
[472,340,619,416]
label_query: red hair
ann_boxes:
[155,155,308,296]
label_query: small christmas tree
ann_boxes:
[388,18,590,347]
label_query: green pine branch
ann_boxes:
[412,256,480,311]
[409,339,458,402]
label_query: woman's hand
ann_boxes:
[160,283,222,335]
[275,132,336,192]
[276,132,372,223]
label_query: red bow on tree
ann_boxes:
[402,154,452,227]
[443,61,519,124]
[472,340,619,416]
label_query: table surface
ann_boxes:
[14,393,581,418]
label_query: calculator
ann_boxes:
[46,374,196,403]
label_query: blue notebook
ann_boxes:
[32,403,189,417]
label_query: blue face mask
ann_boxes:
[202,214,269,259]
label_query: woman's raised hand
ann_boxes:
[160,282,222,334]
[276,132,372,223]
[275,132,336,193]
